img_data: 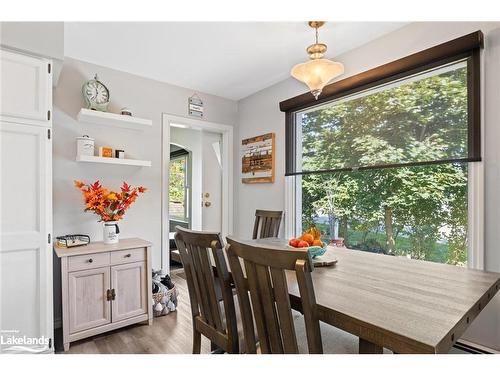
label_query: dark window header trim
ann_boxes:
[285,157,480,177]
[279,30,483,113]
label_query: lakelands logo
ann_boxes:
[0,330,50,353]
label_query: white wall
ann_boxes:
[0,22,65,84]
[51,57,237,325]
[235,22,500,350]
[0,22,64,60]
[54,57,237,267]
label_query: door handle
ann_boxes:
[111,288,116,300]
[106,289,112,301]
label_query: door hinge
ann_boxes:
[48,63,51,74]
[47,129,51,139]
[48,233,51,244]
[47,110,51,121]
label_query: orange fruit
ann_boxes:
[301,233,314,246]
[312,239,323,247]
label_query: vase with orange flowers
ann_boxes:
[74,180,147,244]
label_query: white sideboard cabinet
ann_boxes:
[54,238,152,351]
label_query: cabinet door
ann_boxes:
[68,267,111,334]
[0,121,52,353]
[0,49,51,125]
[111,262,147,322]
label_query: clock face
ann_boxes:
[84,80,109,105]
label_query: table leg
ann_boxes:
[359,338,383,354]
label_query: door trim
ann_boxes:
[161,113,234,273]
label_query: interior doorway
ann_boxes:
[161,114,233,272]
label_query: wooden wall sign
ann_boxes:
[241,132,275,183]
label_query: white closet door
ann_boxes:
[0,121,52,353]
[0,49,50,125]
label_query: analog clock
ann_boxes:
[82,74,110,112]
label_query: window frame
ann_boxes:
[169,152,191,224]
[282,31,483,176]
[281,31,484,269]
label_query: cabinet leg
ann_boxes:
[148,318,153,326]
[63,343,70,352]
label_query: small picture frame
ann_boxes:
[99,146,113,158]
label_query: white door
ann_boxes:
[0,49,51,125]
[111,262,147,322]
[0,121,52,353]
[201,131,223,232]
[68,267,111,334]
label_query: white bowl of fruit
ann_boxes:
[288,227,327,258]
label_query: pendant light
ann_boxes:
[291,21,344,99]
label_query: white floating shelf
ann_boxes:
[77,108,152,130]
[76,155,152,167]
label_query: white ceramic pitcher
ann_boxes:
[103,221,120,244]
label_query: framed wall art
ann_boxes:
[241,132,275,184]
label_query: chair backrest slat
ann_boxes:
[175,227,239,353]
[254,263,284,353]
[269,267,299,353]
[188,243,215,325]
[226,237,323,354]
[198,244,224,330]
[253,209,283,239]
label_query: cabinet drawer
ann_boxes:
[111,248,146,265]
[68,252,110,272]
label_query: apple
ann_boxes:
[289,238,299,248]
[297,240,309,248]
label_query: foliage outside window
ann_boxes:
[296,61,470,266]
[169,155,189,221]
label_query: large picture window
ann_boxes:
[281,32,482,266]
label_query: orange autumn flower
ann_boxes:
[74,180,146,222]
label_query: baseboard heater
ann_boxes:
[454,339,499,354]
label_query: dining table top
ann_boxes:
[241,237,500,353]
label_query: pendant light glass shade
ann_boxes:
[291,58,344,99]
[291,21,344,99]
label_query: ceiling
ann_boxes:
[64,22,407,100]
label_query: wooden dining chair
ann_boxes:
[174,227,239,354]
[226,237,323,354]
[252,209,283,239]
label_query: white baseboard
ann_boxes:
[456,339,499,354]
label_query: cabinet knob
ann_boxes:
[125,253,131,258]
[88,258,93,263]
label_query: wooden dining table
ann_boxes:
[240,238,500,354]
